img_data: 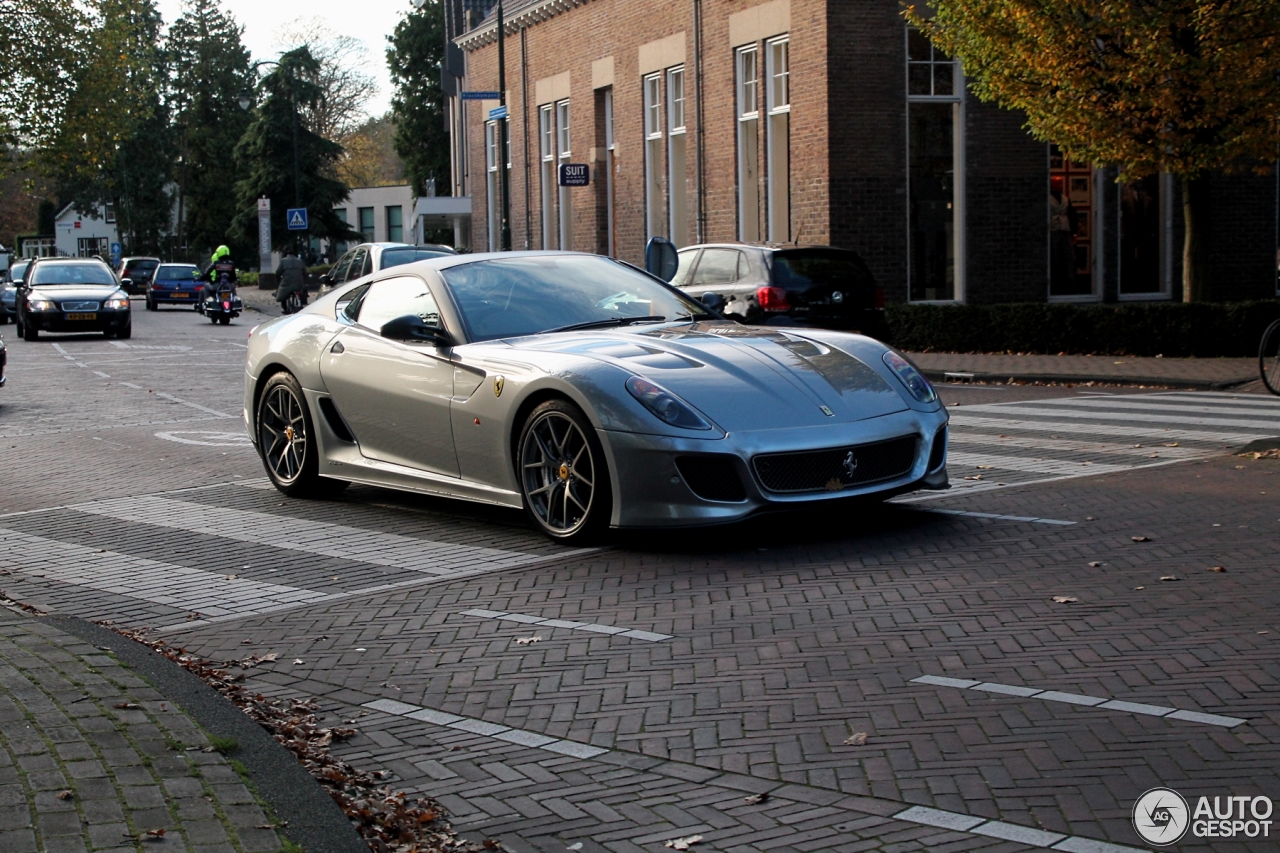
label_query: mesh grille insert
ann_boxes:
[752,435,918,494]
[676,455,747,503]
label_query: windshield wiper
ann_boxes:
[546,315,668,333]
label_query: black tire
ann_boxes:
[22,320,37,342]
[209,313,218,324]
[255,371,348,498]
[115,322,131,340]
[1261,318,1280,396]
[517,399,611,542]
[0,313,8,325]
[145,296,156,311]
[218,315,231,325]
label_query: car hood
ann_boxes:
[29,284,122,301]
[509,322,909,431]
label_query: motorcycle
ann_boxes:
[197,275,243,325]
[280,287,308,315]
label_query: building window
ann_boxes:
[1049,145,1096,299]
[643,73,665,242]
[539,104,556,249]
[77,237,107,258]
[603,87,617,257]
[736,45,761,242]
[667,66,689,247]
[358,207,375,242]
[1119,173,1173,300]
[386,205,403,243]
[104,204,116,224]
[485,120,500,251]
[556,99,572,250]
[765,37,790,243]
[907,26,964,302]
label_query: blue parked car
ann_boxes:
[1,259,30,324]
[145,263,202,310]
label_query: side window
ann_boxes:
[362,251,374,277]
[690,249,743,286]
[336,283,370,322]
[738,251,752,279]
[356,276,441,333]
[670,250,699,287]
[344,249,369,283]
[330,251,354,283]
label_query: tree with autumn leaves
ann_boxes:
[906,0,1280,301]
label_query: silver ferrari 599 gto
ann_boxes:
[243,252,948,541]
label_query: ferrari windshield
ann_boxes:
[442,255,709,342]
[30,263,117,286]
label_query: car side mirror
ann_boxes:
[644,236,678,282]
[380,314,451,346]
[121,278,132,286]
[700,292,725,311]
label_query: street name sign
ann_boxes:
[488,105,509,121]
[461,91,501,100]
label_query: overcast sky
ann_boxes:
[154,0,413,118]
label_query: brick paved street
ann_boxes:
[1,304,1278,852]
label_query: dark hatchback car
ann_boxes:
[671,244,887,339]
[116,256,162,295]
[16,257,132,340]
[145,263,202,310]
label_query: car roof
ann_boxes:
[679,242,851,253]
[34,257,111,265]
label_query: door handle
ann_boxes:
[330,341,345,354]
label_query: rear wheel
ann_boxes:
[145,296,156,311]
[256,372,347,498]
[517,399,611,542]
[1261,318,1280,396]
[218,315,231,325]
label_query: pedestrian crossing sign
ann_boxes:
[286,208,308,230]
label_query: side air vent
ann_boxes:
[317,397,356,443]
[928,426,947,471]
[675,455,748,503]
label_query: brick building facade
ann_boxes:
[447,0,1279,304]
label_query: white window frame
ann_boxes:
[604,87,617,257]
[644,72,665,242]
[485,120,500,252]
[555,98,572,250]
[765,37,790,243]
[905,26,965,304]
[736,45,761,242]
[667,65,689,246]
[539,104,556,249]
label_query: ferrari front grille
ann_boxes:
[676,455,747,503]
[752,435,918,494]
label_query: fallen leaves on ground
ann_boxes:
[843,732,868,746]
[1240,448,1280,460]
[1209,566,1227,573]
[1160,575,1180,582]
[743,792,770,805]
[1052,596,1078,604]
[1088,561,1104,567]
[514,636,542,645]
[665,835,704,850]
[963,475,983,481]
[56,790,73,800]
[108,625,503,853]
[112,702,141,710]
[1131,536,1151,542]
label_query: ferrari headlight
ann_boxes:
[104,293,131,310]
[28,297,56,312]
[625,376,712,430]
[883,351,936,404]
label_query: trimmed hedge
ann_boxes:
[886,299,1280,358]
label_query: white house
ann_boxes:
[51,203,119,258]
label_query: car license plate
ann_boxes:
[171,292,188,297]
[66,312,97,321]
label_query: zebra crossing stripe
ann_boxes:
[0,527,326,618]
[955,403,1280,431]
[948,414,1263,445]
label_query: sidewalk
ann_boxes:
[907,351,1261,390]
[0,610,285,853]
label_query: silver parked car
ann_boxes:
[243,252,948,542]
[319,243,458,295]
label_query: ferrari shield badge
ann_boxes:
[493,375,505,397]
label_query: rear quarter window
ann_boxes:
[771,250,875,291]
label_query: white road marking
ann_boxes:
[363,698,609,759]
[955,403,1280,431]
[947,451,1132,477]
[153,392,235,418]
[459,609,672,641]
[154,430,252,447]
[0,528,326,618]
[93,371,111,379]
[910,675,1246,727]
[949,414,1263,445]
[915,508,1075,526]
[893,806,1146,853]
[71,495,572,575]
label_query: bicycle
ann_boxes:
[1261,317,1280,395]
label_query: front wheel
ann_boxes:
[1261,318,1280,396]
[517,399,611,542]
[22,320,37,342]
[256,372,347,498]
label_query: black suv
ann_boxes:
[116,256,162,295]
[671,244,887,340]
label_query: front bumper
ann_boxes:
[603,407,948,528]
[25,310,131,333]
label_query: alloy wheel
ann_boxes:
[259,384,307,485]
[520,409,597,536]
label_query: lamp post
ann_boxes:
[238,59,303,246]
